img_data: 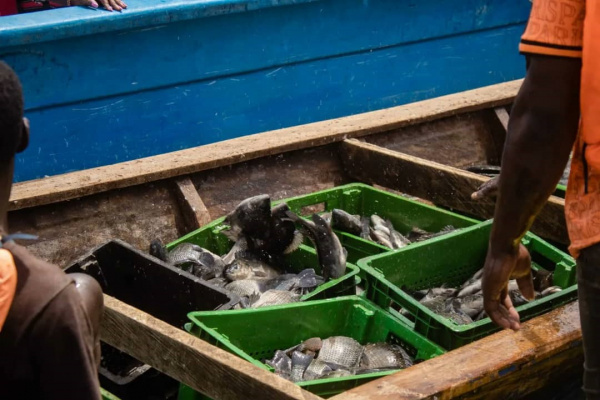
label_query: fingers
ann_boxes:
[485,283,521,331]
[95,0,125,11]
[514,245,535,300]
[471,176,499,200]
[70,0,99,8]
[482,249,518,330]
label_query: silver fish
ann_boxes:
[359,343,413,370]
[509,290,530,307]
[266,350,292,377]
[371,215,391,236]
[322,369,353,378]
[290,351,314,382]
[250,290,299,308]
[224,255,281,281]
[162,242,226,279]
[331,209,363,236]
[360,217,371,240]
[224,279,267,298]
[370,229,393,249]
[456,294,484,318]
[386,220,411,249]
[286,212,347,280]
[417,287,457,298]
[442,299,474,325]
[317,336,364,370]
[273,269,323,293]
[457,279,482,298]
[303,359,333,381]
[541,286,562,297]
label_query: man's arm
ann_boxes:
[29,284,102,400]
[483,55,581,330]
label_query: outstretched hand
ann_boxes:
[482,243,535,330]
[71,0,127,11]
[471,176,499,200]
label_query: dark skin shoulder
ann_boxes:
[475,55,581,330]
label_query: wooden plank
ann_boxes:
[9,80,522,211]
[332,302,582,400]
[173,177,212,232]
[494,106,510,131]
[340,139,568,245]
[101,295,322,400]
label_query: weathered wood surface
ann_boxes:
[333,302,582,400]
[101,295,322,400]
[340,139,568,245]
[9,80,522,212]
[173,177,212,232]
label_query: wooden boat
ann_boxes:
[6,79,581,399]
[0,0,531,182]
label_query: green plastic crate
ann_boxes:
[179,296,445,399]
[101,388,121,400]
[281,183,480,264]
[168,222,360,301]
[554,184,567,199]
[359,219,577,351]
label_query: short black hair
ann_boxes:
[0,61,24,161]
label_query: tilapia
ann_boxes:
[409,225,456,242]
[509,290,530,307]
[205,277,228,288]
[370,215,391,236]
[533,268,554,293]
[386,220,411,249]
[317,336,364,370]
[360,217,371,240]
[303,359,333,381]
[456,294,484,318]
[150,241,225,279]
[268,203,304,255]
[224,279,267,298]
[331,209,363,236]
[286,212,347,280]
[541,286,562,297]
[322,369,353,378]
[290,351,314,382]
[417,287,457,298]
[222,194,272,241]
[419,289,453,310]
[250,290,299,308]
[457,278,482,298]
[442,300,474,325]
[266,350,292,377]
[359,343,413,371]
[222,237,248,265]
[224,254,281,281]
[370,229,393,249]
[273,269,323,292]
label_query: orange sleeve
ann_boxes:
[0,249,17,331]
[519,0,585,58]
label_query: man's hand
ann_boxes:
[472,176,499,200]
[71,0,127,11]
[482,243,535,331]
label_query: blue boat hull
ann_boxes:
[0,0,530,182]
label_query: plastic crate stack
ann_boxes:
[174,183,577,399]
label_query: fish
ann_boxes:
[205,277,228,288]
[150,241,225,279]
[358,343,413,371]
[222,194,272,242]
[419,289,453,310]
[320,212,332,225]
[541,286,562,297]
[455,294,484,318]
[533,268,554,293]
[224,279,267,298]
[331,209,363,236]
[370,229,393,249]
[222,237,248,265]
[417,287,457,298]
[386,220,411,249]
[224,253,281,281]
[322,369,353,378]
[290,351,314,382]
[317,336,364,370]
[285,211,347,280]
[273,269,324,293]
[266,350,292,377]
[267,203,305,255]
[250,290,299,308]
[442,299,474,325]
[409,225,456,242]
[360,217,371,240]
[298,337,323,353]
[303,359,333,381]
[457,278,482,298]
[370,215,391,236]
[509,290,530,307]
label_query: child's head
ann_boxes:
[0,61,29,163]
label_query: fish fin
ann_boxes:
[149,239,168,262]
[271,202,291,218]
[247,293,261,306]
[283,231,304,254]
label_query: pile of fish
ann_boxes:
[322,208,455,250]
[149,194,348,308]
[403,267,563,325]
[265,336,413,383]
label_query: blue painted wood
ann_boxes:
[0,0,530,181]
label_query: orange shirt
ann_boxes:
[0,249,17,331]
[520,0,600,258]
